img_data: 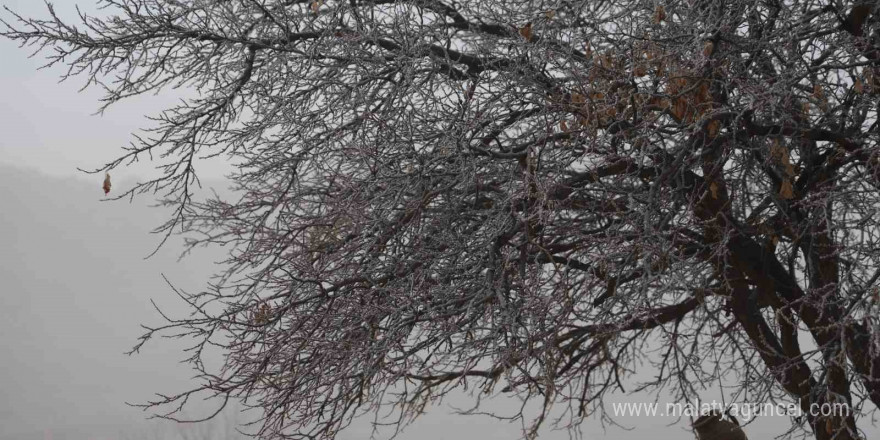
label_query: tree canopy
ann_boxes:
[4,1,880,439]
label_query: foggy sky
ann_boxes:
[1,1,878,440]
[0,0,229,182]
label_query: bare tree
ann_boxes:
[4,1,880,439]
[693,410,747,440]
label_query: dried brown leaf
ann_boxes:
[779,179,794,199]
[813,83,825,100]
[702,41,714,57]
[707,119,720,137]
[519,23,533,42]
[654,5,666,24]
[633,62,647,77]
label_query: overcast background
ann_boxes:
[1,1,878,440]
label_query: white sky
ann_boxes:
[0,0,229,183]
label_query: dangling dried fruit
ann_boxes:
[559,120,568,132]
[310,0,321,13]
[102,172,111,195]
[654,5,666,24]
[709,181,719,199]
[519,22,534,42]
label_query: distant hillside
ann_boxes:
[0,165,228,440]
